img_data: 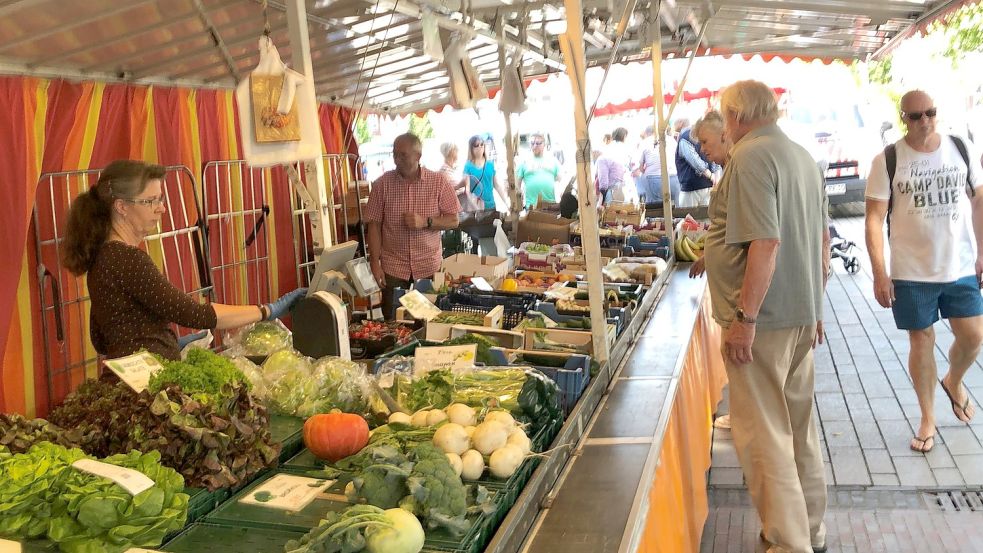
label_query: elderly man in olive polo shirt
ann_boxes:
[704,80,831,553]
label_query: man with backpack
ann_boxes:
[865,90,983,454]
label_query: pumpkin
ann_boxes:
[303,412,370,462]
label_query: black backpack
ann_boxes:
[884,135,974,234]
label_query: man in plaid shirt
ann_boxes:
[366,133,461,318]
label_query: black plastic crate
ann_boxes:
[437,291,537,330]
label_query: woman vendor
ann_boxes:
[62,159,305,361]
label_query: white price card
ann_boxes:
[470,277,494,292]
[72,459,155,496]
[398,289,442,321]
[0,538,22,553]
[239,474,335,511]
[413,344,478,375]
[103,352,165,392]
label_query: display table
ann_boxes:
[487,266,728,553]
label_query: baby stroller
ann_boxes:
[829,222,860,274]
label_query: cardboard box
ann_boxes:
[450,326,524,349]
[556,255,611,273]
[522,325,616,354]
[424,307,504,341]
[336,181,371,224]
[517,210,574,245]
[440,254,511,286]
[602,202,645,226]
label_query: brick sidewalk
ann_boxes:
[701,489,983,553]
[702,214,983,552]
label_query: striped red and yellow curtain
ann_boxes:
[0,76,356,417]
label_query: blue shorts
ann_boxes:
[892,275,983,330]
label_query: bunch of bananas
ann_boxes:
[674,234,705,262]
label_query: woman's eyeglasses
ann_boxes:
[123,196,165,208]
[904,108,937,121]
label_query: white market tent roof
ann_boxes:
[0,0,972,114]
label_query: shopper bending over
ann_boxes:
[688,110,731,280]
[675,118,720,207]
[366,133,461,319]
[63,160,305,361]
[865,89,982,453]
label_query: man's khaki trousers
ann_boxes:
[724,324,827,553]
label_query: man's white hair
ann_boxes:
[720,80,779,125]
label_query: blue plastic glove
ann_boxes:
[265,288,308,320]
[177,330,209,349]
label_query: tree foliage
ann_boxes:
[866,56,893,87]
[354,116,372,145]
[931,1,983,64]
[408,113,434,139]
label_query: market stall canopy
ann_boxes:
[0,0,972,114]
[593,86,787,117]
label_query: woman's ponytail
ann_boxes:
[62,189,112,275]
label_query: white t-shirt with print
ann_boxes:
[866,136,983,282]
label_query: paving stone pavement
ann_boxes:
[702,213,983,552]
[700,488,983,553]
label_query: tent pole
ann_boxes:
[651,1,674,261]
[286,0,335,251]
[560,0,609,364]
[497,16,521,236]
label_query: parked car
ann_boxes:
[786,98,896,206]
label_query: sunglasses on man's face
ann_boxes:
[904,107,937,121]
[530,141,544,146]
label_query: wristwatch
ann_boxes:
[735,307,756,324]
[427,216,433,229]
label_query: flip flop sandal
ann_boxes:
[940,378,974,423]
[910,434,935,453]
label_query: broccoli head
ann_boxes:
[404,443,467,529]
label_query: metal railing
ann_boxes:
[201,161,273,308]
[290,154,366,287]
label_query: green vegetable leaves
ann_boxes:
[49,380,280,490]
[320,427,471,537]
[283,505,395,553]
[241,321,292,356]
[148,348,251,401]
[263,355,373,418]
[0,414,100,456]
[0,443,188,553]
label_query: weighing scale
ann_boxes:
[291,240,380,360]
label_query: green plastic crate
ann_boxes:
[425,483,513,553]
[162,522,306,553]
[183,486,231,525]
[269,414,305,462]
[205,470,502,549]
[280,447,327,471]
[533,417,562,452]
